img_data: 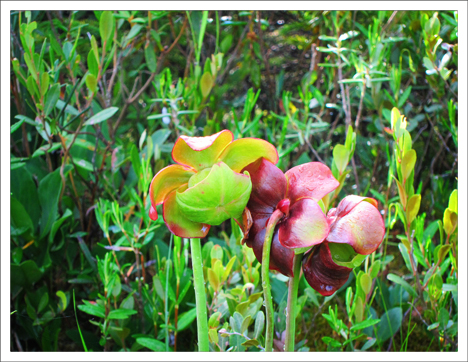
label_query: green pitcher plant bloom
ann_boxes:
[148,130,278,238]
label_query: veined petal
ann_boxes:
[149,164,194,207]
[162,189,210,238]
[242,158,287,215]
[250,226,295,277]
[219,138,279,172]
[327,198,385,255]
[176,162,251,225]
[285,162,339,203]
[302,242,353,296]
[278,198,329,249]
[172,130,233,170]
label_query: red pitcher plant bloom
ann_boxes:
[302,195,385,296]
[240,158,339,277]
[241,158,385,296]
[148,130,278,238]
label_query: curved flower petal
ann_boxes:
[278,198,329,249]
[163,189,210,238]
[149,205,158,221]
[333,195,378,219]
[219,138,279,172]
[327,198,385,255]
[172,130,233,170]
[302,242,352,296]
[242,158,287,215]
[176,162,251,225]
[149,164,194,207]
[250,226,295,277]
[285,162,339,204]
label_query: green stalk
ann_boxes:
[262,209,284,352]
[190,238,209,352]
[284,253,303,352]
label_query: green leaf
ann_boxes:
[137,337,166,352]
[87,50,99,77]
[443,209,456,236]
[85,73,97,93]
[10,118,25,134]
[240,315,251,334]
[44,84,60,117]
[377,307,402,342]
[387,273,417,298]
[10,197,34,238]
[448,189,457,214]
[99,11,114,43]
[208,312,221,328]
[26,75,38,98]
[38,168,66,239]
[24,52,38,80]
[37,292,49,313]
[11,260,43,287]
[126,24,143,41]
[241,339,259,347]
[90,35,99,63]
[78,301,105,318]
[350,318,380,331]
[333,144,349,175]
[56,291,68,312]
[176,308,197,332]
[254,311,264,340]
[406,194,421,225]
[83,107,119,126]
[40,72,49,96]
[359,273,372,295]
[401,150,416,183]
[145,44,157,73]
[200,71,214,99]
[107,308,137,319]
[176,162,252,225]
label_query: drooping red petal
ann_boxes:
[242,158,287,215]
[302,242,352,296]
[250,226,295,277]
[149,205,158,221]
[220,138,279,172]
[285,162,339,204]
[162,189,210,238]
[327,197,385,255]
[278,198,329,249]
[172,130,233,170]
[149,164,194,207]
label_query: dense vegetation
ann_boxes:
[10,10,458,352]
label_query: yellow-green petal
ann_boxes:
[218,138,279,172]
[172,130,233,170]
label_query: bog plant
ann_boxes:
[10,9,457,353]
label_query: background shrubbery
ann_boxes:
[10,10,458,352]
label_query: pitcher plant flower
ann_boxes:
[302,195,385,296]
[241,158,340,276]
[148,130,278,238]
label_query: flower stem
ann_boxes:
[261,209,284,352]
[284,253,303,352]
[190,238,209,352]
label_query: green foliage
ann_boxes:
[10,9,457,352]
